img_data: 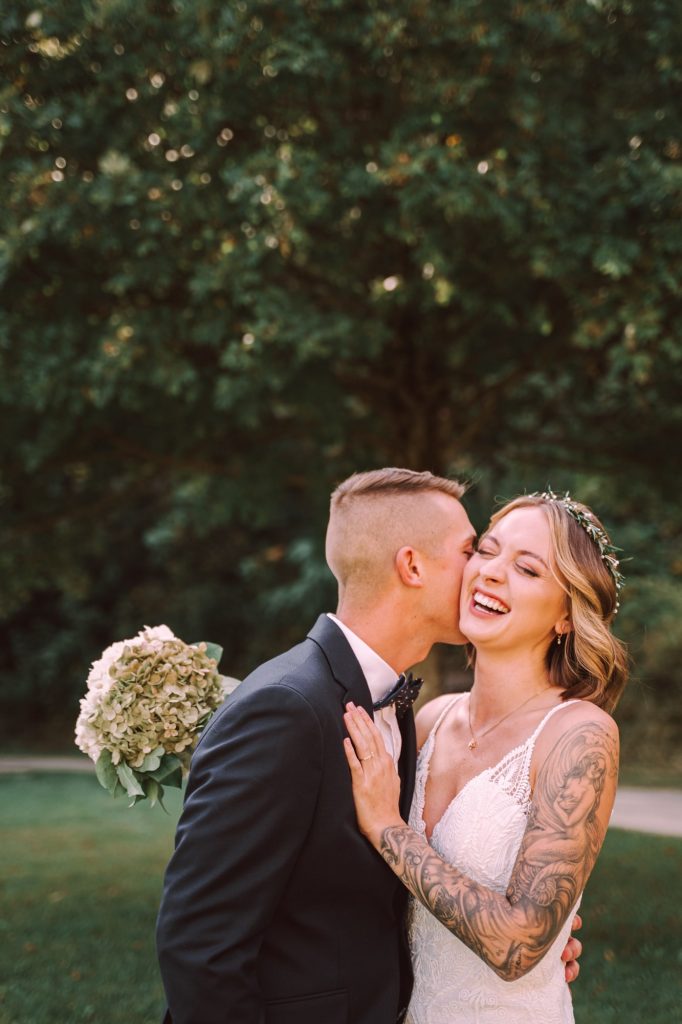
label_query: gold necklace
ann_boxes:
[467,686,553,751]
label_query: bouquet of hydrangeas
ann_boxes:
[75,625,237,808]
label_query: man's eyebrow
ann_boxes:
[479,533,549,569]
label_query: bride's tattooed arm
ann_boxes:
[375,721,619,981]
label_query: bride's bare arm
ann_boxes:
[344,704,618,981]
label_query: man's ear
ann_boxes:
[395,546,425,588]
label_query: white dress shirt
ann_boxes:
[327,613,402,767]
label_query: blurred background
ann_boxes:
[1,1,681,1021]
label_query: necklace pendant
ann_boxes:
[468,739,477,751]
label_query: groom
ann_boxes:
[156,468,580,1024]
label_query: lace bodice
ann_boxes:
[406,696,581,1024]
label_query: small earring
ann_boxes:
[556,633,563,646]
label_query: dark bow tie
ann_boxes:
[372,672,423,720]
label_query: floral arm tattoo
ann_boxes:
[378,722,618,980]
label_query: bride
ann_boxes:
[344,491,628,1023]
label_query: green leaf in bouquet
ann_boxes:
[95,749,119,795]
[148,753,183,783]
[142,776,172,812]
[144,777,161,808]
[203,642,223,666]
[159,766,183,789]
[140,746,165,773]
[116,762,146,798]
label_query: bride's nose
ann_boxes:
[481,556,506,583]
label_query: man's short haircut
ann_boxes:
[326,469,468,595]
[330,467,466,508]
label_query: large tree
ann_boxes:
[1,0,680,761]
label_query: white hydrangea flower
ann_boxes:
[75,625,179,761]
[74,624,231,787]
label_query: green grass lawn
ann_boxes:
[571,830,681,1024]
[1,774,680,1024]
[0,774,180,1024]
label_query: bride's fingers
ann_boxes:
[343,715,375,763]
[342,707,369,759]
[564,959,580,983]
[344,704,382,759]
[342,708,374,749]
[561,936,582,962]
[356,703,382,734]
[348,703,384,749]
[343,737,363,775]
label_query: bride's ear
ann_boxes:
[554,616,572,639]
[395,546,425,588]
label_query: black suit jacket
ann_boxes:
[156,615,416,1024]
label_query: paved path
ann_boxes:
[610,786,682,838]
[0,758,680,838]
[0,755,94,774]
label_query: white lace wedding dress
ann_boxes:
[406,697,581,1024]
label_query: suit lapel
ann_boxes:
[307,614,374,716]
[308,614,417,818]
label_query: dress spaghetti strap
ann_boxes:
[528,698,582,747]
[430,692,466,741]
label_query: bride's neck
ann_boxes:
[470,646,553,718]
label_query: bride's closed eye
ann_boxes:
[475,549,540,577]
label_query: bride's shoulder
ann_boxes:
[415,692,464,750]
[535,698,619,766]
[553,698,618,734]
[532,699,620,824]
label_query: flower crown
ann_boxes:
[530,489,625,610]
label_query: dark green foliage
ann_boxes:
[1,1,681,761]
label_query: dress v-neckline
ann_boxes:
[421,726,526,842]
[419,696,577,843]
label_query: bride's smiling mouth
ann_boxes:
[470,589,511,616]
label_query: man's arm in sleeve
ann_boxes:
[156,682,323,1024]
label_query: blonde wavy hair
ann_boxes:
[488,495,629,713]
